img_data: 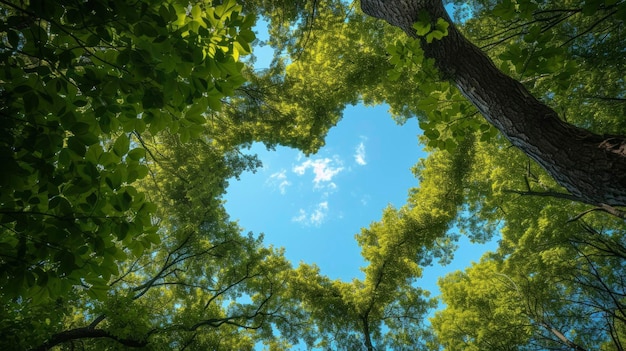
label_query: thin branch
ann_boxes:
[583,96,626,103]
[568,204,626,222]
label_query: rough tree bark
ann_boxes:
[360,0,626,207]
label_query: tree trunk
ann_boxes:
[362,316,375,351]
[360,0,626,207]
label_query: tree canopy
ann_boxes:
[1,0,625,350]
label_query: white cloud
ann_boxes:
[292,201,329,226]
[310,201,328,225]
[354,141,367,166]
[292,158,343,188]
[266,170,291,194]
[292,209,307,223]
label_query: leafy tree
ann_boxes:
[431,137,626,350]
[433,221,626,350]
[6,132,302,350]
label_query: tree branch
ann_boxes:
[568,205,626,222]
[33,327,147,351]
[503,189,581,202]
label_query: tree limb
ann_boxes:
[33,327,147,351]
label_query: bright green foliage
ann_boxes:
[0,0,254,303]
[385,38,495,152]
[286,258,437,350]
[231,2,389,153]
[432,138,626,349]
[413,13,449,43]
[432,260,534,350]
[228,0,492,154]
[230,0,475,153]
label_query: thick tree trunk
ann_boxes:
[360,0,626,207]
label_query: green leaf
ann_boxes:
[426,32,437,43]
[86,34,100,46]
[582,0,602,15]
[159,4,176,22]
[185,100,207,124]
[76,132,99,146]
[86,192,98,207]
[57,250,77,273]
[142,87,164,109]
[36,271,49,287]
[135,164,149,179]
[143,232,161,246]
[135,21,158,37]
[73,99,88,108]
[413,12,431,36]
[7,29,19,48]
[127,148,146,161]
[86,281,109,301]
[120,191,132,211]
[105,172,122,190]
[113,134,130,157]
[239,29,256,42]
[116,49,131,66]
[67,136,86,157]
[523,25,542,43]
[23,93,39,114]
[14,85,32,94]
[424,129,440,140]
[492,0,515,19]
[129,241,145,257]
[58,148,71,167]
[191,4,202,19]
[387,69,402,81]
[434,18,449,36]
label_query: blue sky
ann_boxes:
[224,103,498,297]
[225,105,423,281]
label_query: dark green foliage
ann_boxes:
[0,0,254,304]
